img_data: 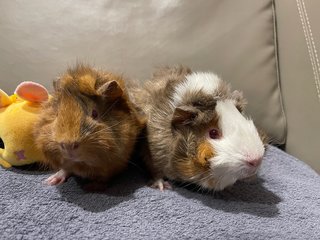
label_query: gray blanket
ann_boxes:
[0,146,319,240]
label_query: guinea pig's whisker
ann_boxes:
[200,173,212,181]
[189,169,210,181]
[180,170,212,189]
[81,123,125,138]
[127,160,145,173]
[80,127,92,136]
[216,173,228,190]
[266,136,277,144]
[196,173,214,185]
[126,135,147,140]
[80,121,97,135]
[190,184,199,192]
[80,120,117,136]
[62,87,73,99]
[181,180,200,189]
[89,128,113,136]
[106,122,123,130]
[100,99,120,119]
[199,186,206,194]
[87,137,115,143]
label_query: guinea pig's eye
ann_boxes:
[91,109,98,119]
[209,128,220,139]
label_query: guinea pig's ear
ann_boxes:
[231,90,247,112]
[98,80,123,99]
[172,105,198,127]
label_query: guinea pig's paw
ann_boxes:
[44,169,70,186]
[150,179,172,191]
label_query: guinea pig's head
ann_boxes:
[49,65,133,167]
[170,72,267,191]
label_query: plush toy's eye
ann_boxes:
[91,109,98,119]
[0,138,4,149]
[209,128,220,139]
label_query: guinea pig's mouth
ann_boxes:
[239,165,260,179]
[200,163,260,191]
[69,157,83,162]
[62,156,83,163]
[60,150,85,162]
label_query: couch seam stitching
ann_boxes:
[301,0,320,102]
[296,0,320,102]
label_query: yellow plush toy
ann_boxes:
[0,81,49,168]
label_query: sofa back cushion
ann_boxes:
[0,0,286,144]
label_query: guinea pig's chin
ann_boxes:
[198,174,237,191]
[61,156,83,164]
[202,163,245,191]
[239,165,260,179]
[60,151,87,163]
[204,164,260,191]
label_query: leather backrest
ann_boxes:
[0,0,286,145]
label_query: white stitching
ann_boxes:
[296,1,314,84]
[301,0,320,72]
[296,0,320,102]
[300,0,320,102]
[301,0,320,100]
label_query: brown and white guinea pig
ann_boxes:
[34,64,144,186]
[135,66,268,191]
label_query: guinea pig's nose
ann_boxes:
[60,142,79,151]
[246,158,262,168]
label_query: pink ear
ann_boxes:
[15,81,49,103]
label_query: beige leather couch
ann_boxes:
[0,0,319,172]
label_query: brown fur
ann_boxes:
[133,66,266,188]
[131,66,221,182]
[34,64,144,181]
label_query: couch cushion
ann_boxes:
[0,0,286,144]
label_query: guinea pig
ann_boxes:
[34,64,144,187]
[135,66,268,191]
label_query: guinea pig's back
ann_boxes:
[137,66,191,113]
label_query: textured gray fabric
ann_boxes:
[0,146,319,240]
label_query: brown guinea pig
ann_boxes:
[134,66,268,191]
[34,64,144,186]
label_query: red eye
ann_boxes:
[91,109,98,119]
[209,129,220,139]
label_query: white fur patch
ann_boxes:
[172,72,222,106]
[207,99,265,190]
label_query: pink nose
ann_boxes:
[246,158,262,168]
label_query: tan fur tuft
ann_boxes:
[196,141,215,166]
